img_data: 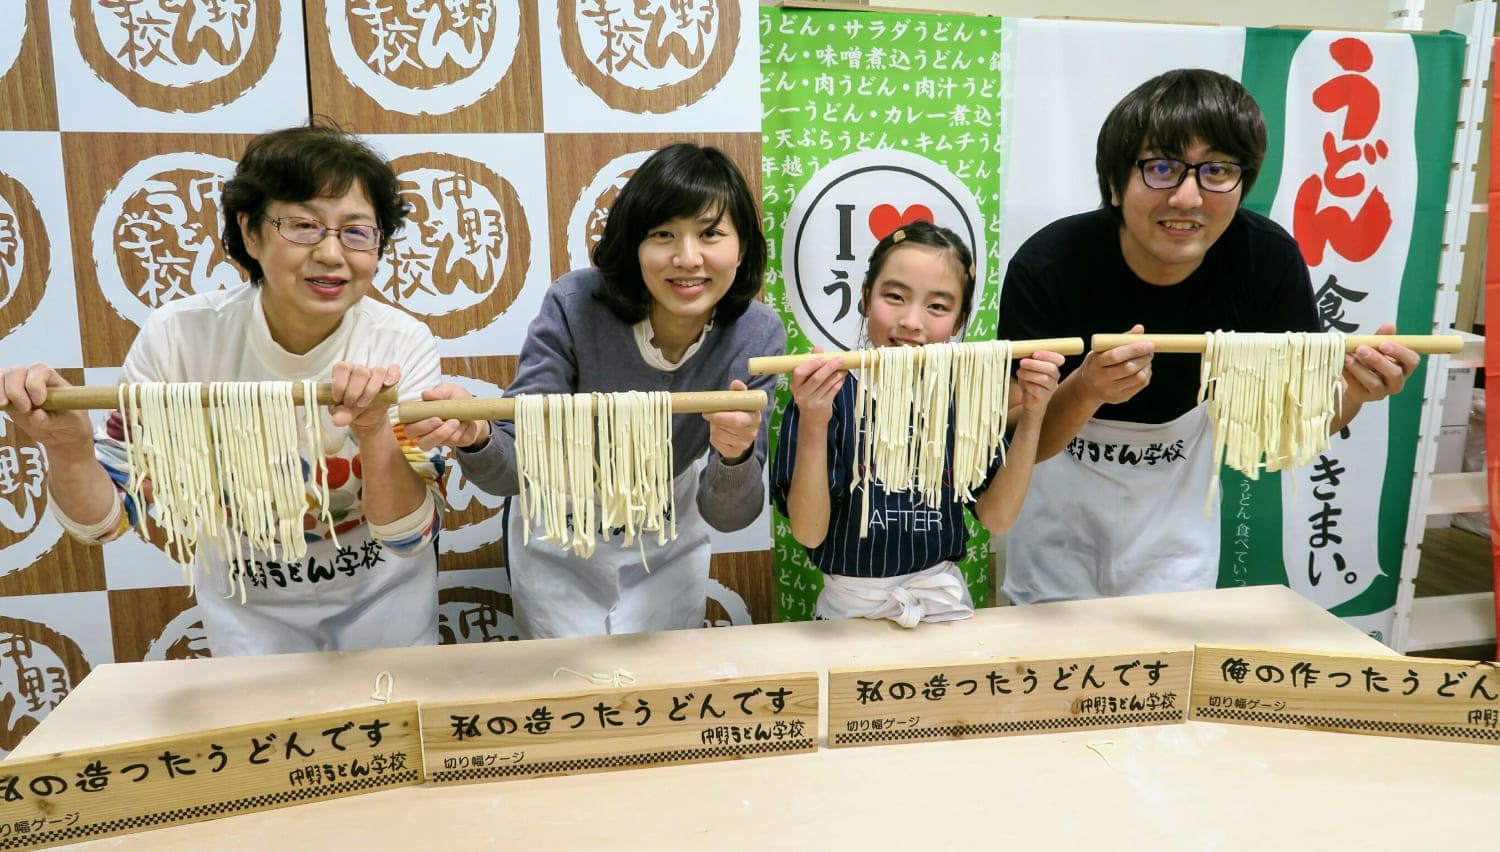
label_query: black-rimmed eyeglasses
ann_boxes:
[265,216,382,252]
[1135,158,1248,193]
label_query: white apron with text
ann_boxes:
[505,464,713,638]
[1003,406,1219,604]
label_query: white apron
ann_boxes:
[505,465,714,638]
[817,560,974,628]
[197,526,439,656]
[1003,405,1219,604]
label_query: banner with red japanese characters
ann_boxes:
[1237,29,1463,641]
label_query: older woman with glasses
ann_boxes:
[0,121,447,656]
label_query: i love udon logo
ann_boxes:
[70,0,279,112]
[557,0,738,113]
[325,0,521,116]
[781,150,985,353]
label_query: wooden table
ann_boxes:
[12,585,1498,850]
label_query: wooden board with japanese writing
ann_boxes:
[1191,645,1500,745]
[0,702,422,850]
[421,673,818,784]
[827,649,1194,748]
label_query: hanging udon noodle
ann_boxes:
[852,340,1014,536]
[1197,330,1346,506]
[513,390,676,559]
[115,380,335,600]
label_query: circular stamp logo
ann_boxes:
[782,150,986,353]
[92,152,246,328]
[143,609,212,661]
[565,149,652,270]
[558,0,738,113]
[0,4,26,81]
[0,170,50,338]
[438,584,519,643]
[0,418,64,581]
[376,153,530,337]
[703,577,752,627]
[0,616,90,753]
[326,0,521,115]
[71,0,278,112]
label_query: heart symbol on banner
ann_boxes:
[867,204,934,241]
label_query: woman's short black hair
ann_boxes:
[221,118,406,284]
[591,142,766,325]
[859,219,977,333]
[1096,68,1267,214]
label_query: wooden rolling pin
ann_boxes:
[747,337,1086,375]
[36,385,768,423]
[1091,333,1465,355]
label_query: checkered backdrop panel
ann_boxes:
[0,0,766,757]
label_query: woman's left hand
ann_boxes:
[330,361,401,437]
[703,379,760,465]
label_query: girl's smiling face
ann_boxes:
[862,243,966,347]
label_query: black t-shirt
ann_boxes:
[997,207,1319,424]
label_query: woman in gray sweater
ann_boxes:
[409,143,786,638]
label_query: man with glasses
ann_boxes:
[996,68,1417,605]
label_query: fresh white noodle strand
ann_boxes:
[111,380,342,601]
[1199,330,1346,509]
[513,390,676,559]
[851,340,1015,537]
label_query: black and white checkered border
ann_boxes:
[2,770,421,850]
[1193,706,1500,741]
[429,738,817,783]
[832,710,1184,745]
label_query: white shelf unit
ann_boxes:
[1390,3,1496,654]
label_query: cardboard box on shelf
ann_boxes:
[1442,366,1477,428]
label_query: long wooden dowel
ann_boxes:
[395,390,768,423]
[1090,333,1465,355]
[39,386,769,423]
[40,384,402,411]
[747,337,1086,375]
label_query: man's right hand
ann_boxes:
[1073,324,1154,406]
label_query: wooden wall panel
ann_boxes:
[61,133,254,367]
[0,0,58,130]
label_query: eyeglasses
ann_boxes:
[1134,158,1248,193]
[265,216,382,252]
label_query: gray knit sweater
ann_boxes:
[455,268,787,532]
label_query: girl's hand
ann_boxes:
[788,346,846,427]
[0,364,96,450]
[329,362,400,438]
[406,383,491,452]
[1015,350,1064,413]
[703,379,760,465]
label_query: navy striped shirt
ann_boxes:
[771,375,1005,579]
